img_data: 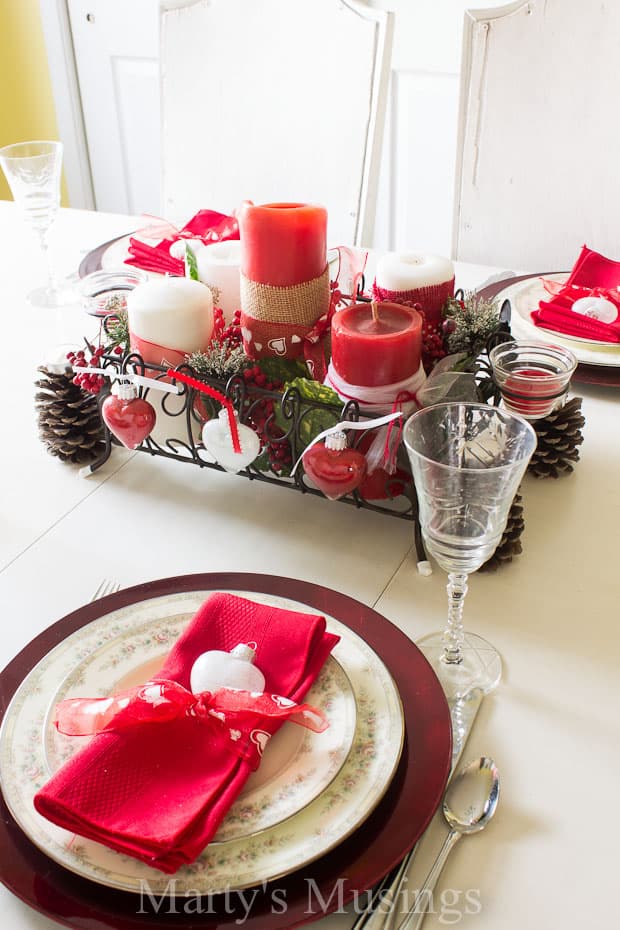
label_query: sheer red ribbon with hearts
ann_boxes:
[54,680,328,767]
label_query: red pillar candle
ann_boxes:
[331,302,423,388]
[238,201,327,286]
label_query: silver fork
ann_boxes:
[91,579,121,600]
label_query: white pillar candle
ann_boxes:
[196,240,242,323]
[375,252,455,291]
[127,277,214,353]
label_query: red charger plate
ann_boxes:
[0,572,451,930]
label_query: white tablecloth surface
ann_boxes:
[0,203,618,930]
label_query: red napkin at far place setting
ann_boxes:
[124,209,240,276]
[34,592,338,874]
[532,245,620,343]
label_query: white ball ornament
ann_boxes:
[202,409,261,473]
[571,295,618,323]
[190,643,266,694]
[169,238,207,260]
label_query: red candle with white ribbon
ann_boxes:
[331,302,423,388]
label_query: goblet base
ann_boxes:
[416,630,502,701]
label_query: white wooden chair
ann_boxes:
[160,0,393,247]
[453,0,620,270]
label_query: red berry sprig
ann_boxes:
[66,345,106,395]
[212,308,243,348]
[241,365,293,473]
[421,320,447,372]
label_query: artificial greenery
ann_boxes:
[188,341,249,380]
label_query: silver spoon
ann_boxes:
[397,756,500,930]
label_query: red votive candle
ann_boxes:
[331,302,423,387]
[489,341,578,420]
[238,201,327,286]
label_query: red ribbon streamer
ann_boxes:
[54,680,328,762]
[167,369,241,453]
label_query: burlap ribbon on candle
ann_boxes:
[240,265,331,362]
[241,266,330,326]
[372,278,455,328]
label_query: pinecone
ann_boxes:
[479,492,524,572]
[35,365,106,464]
[528,397,585,479]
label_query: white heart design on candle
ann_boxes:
[291,335,302,343]
[268,337,286,355]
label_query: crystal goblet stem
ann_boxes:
[444,572,468,665]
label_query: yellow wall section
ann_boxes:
[0,0,68,204]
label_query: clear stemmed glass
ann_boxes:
[403,402,537,701]
[0,140,66,308]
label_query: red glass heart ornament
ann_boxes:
[102,384,156,449]
[302,432,367,501]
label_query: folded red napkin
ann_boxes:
[532,245,620,342]
[34,592,338,873]
[124,209,239,277]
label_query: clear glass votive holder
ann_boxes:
[489,340,578,420]
[79,269,148,317]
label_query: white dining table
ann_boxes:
[0,202,618,930]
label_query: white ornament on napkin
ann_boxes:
[190,643,266,694]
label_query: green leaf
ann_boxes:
[184,243,200,281]
[257,357,309,383]
[278,377,344,452]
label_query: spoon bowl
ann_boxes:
[443,755,500,834]
[397,756,500,930]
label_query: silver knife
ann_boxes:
[351,688,484,930]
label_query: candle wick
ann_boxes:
[371,301,380,324]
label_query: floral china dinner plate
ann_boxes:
[42,614,357,845]
[0,589,403,896]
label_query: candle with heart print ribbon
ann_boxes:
[238,201,330,361]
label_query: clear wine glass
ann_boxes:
[0,140,67,308]
[403,402,537,701]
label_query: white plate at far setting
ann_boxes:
[499,272,620,365]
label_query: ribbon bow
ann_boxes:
[54,680,328,766]
[125,210,240,277]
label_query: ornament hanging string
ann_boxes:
[70,365,181,395]
[167,369,241,453]
[291,411,403,475]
